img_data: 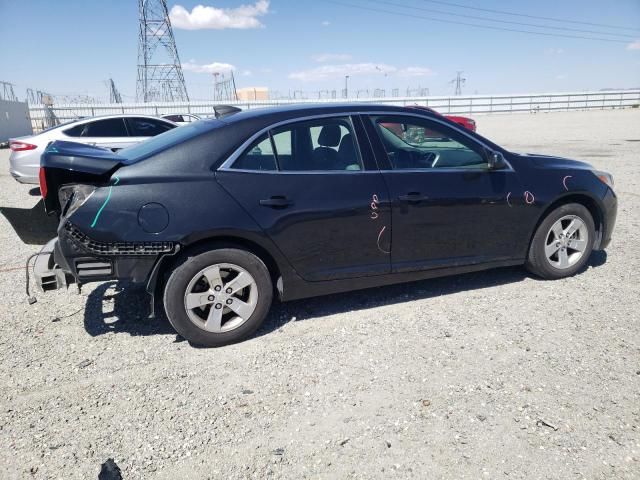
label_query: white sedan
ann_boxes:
[9,114,177,184]
[161,113,201,125]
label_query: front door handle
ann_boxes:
[398,192,429,203]
[259,196,293,208]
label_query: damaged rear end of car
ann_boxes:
[34,140,180,301]
[31,118,238,313]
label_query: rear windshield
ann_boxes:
[118,119,225,163]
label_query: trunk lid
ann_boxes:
[41,140,124,213]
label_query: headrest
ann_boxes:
[317,124,341,147]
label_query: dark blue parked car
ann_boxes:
[34,104,617,346]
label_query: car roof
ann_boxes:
[221,102,437,125]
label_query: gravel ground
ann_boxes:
[0,109,638,480]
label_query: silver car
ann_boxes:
[9,114,177,184]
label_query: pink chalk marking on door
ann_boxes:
[524,191,535,204]
[506,192,512,207]
[377,225,390,254]
[562,175,572,191]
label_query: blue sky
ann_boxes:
[1,0,639,101]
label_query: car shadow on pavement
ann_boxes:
[0,199,58,245]
[81,252,607,344]
[255,252,608,339]
[83,281,176,339]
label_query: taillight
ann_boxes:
[9,141,37,152]
[39,167,48,198]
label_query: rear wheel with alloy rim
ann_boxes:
[526,203,595,279]
[164,248,273,347]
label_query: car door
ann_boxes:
[125,117,176,144]
[64,117,135,151]
[215,115,392,282]
[364,113,525,273]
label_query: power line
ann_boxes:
[325,1,630,43]
[368,0,636,39]
[417,0,640,33]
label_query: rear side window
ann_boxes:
[232,134,277,171]
[230,116,362,172]
[127,118,175,137]
[163,115,183,122]
[63,124,85,137]
[80,118,128,137]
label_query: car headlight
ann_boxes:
[593,170,614,189]
[59,184,96,217]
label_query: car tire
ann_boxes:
[526,203,595,280]
[163,247,273,347]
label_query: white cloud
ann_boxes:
[288,63,433,81]
[321,20,330,26]
[627,40,640,50]
[289,63,396,81]
[556,74,567,80]
[170,1,269,30]
[312,53,352,63]
[183,61,236,74]
[398,66,433,77]
[544,48,564,55]
[241,70,252,76]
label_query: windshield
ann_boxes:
[118,119,225,163]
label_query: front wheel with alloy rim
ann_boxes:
[526,203,595,279]
[163,248,273,347]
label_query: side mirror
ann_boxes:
[488,151,507,170]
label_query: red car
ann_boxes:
[408,106,476,132]
[443,114,476,132]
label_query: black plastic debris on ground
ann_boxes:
[98,458,122,480]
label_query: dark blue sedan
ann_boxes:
[34,104,617,346]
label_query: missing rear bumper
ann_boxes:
[33,238,69,292]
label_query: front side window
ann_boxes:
[127,118,175,137]
[373,116,487,170]
[231,116,362,172]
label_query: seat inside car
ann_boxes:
[335,133,360,170]
[312,124,341,169]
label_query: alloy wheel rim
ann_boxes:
[544,215,589,269]
[184,263,258,333]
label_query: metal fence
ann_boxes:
[27,89,640,133]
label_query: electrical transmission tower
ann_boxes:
[450,71,466,96]
[0,81,18,101]
[26,88,54,105]
[212,72,237,102]
[136,0,189,102]
[108,78,123,103]
[26,88,58,129]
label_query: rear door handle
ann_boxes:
[259,196,293,208]
[398,192,429,203]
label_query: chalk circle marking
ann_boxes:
[524,191,535,205]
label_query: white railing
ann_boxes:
[27,89,640,132]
